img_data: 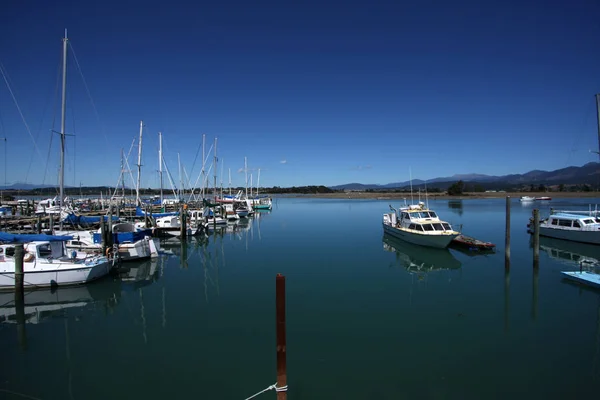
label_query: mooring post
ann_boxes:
[14,243,26,348]
[49,213,54,232]
[36,215,42,234]
[276,273,287,399]
[100,219,106,255]
[180,204,187,239]
[107,207,114,248]
[533,209,540,269]
[15,243,24,291]
[505,196,511,270]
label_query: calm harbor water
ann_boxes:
[2,197,600,399]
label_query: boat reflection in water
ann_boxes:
[532,236,600,289]
[115,256,161,288]
[0,279,120,326]
[447,199,463,216]
[382,234,462,276]
[533,236,600,269]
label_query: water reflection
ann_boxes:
[0,282,120,326]
[533,236,600,269]
[382,234,462,274]
[447,199,463,216]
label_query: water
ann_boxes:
[2,197,600,399]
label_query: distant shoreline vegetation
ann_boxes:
[0,181,598,200]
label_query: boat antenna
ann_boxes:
[425,180,429,209]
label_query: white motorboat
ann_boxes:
[529,212,600,245]
[382,201,460,249]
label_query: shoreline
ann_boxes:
[279,191,600,200]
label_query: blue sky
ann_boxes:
[1,0,600,189]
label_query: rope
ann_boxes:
[243,383,287,400]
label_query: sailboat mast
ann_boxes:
[213,138,218,200]
[178,152,182,200]
[59,31,68,211]
[244,157,248,198]
[136,121,143,206]
[595,94,600,161]
[159,132,163,206]
[228,168,231,196]
[120,148,125,197]
[257,168,260,196]
[220,157,224,198]
[201,134,206,199]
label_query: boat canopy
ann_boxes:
[0,232,74,243]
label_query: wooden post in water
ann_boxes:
[505,196,511,270]
[532,209,540,269]
[180,204,187,239]
[49,213,54,232]
[100,219,106,255]
[276,273,287,399]
[14,243,24,291]
[36,215,42,234]
[14,243,26,348]
[107,207,114,248]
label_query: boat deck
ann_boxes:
[561,271,600,288]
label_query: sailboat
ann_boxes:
[0,32,112,289]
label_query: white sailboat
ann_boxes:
[0,32,112,289]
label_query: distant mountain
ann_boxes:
[3,182,75,190]
[330,162,600,190]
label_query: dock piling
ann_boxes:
[15,243,24,291]
[100,219,106,255]
[180,204,187,239]
[505,196,511,270]
[276,273,287,399]
[532,209,540,269]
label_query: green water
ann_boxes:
[2,197,600,399]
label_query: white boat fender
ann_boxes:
[23,253,35,262]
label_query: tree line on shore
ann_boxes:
[0,181,596,201]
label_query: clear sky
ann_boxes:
[1,0,600,190]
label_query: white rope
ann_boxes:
[243,383,288,400]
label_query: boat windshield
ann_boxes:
[583,219,595,224]
[412,211,437,219]
[442,223,451,230]
[432,223,444,231]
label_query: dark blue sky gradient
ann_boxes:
[1,0,600,188]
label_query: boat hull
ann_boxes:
[383,223,457,249]
[539,226,600,245]
[0,260,111,290]
[561,271,600,288]
[117,237,159,261]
